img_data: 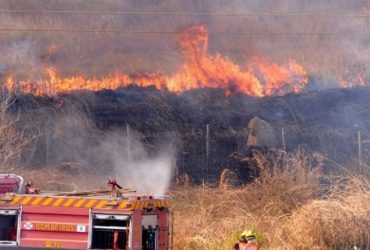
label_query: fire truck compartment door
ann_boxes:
[0,209,20,246]
[142,215,158,250]
[90,213,131,249]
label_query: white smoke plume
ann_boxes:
[37,96,175,195]
[97,130,174,196]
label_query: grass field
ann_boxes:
[5,152,370,250]
[170,153,370,250]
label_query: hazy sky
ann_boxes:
[0,0,369,80]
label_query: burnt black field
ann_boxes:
[7,85,370,183]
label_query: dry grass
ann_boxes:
[2,151,369,249]
[284,176,370,249]
[171,152,370,250]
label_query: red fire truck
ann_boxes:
[0,174,171,250]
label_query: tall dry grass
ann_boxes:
[2,151,369,249]
[171,152,370,250]
[285,176,370,249]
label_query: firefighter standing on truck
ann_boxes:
[232,230,260,250]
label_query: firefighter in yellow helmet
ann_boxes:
[232,230,260,250]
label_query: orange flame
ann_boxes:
[339,68,367,89]
[4,25,308,97]
[5,75,15,90]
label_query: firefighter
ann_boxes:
[108,178,123,198]
[25,181,40,194]
[108,178,122,190]
[233,230,260,250]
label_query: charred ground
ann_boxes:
[5,85,370,183]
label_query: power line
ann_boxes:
[0,9,369,18]
[0,27,369,36]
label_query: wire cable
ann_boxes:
[0,9,369,17]
[0,28,369,36]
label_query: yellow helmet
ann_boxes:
[240,230,256,241]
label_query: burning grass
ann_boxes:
[171,153,370,250]
[4,25,308,97]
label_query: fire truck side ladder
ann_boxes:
[54,188,136,197]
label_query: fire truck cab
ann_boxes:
[0,174,171,250]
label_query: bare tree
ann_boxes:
[0,91,39,171]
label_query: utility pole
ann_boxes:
[281,127,286,152]
[205,124,210,182]
[357,130,370,174]
[358,130,362,171]
[126,124,131,161]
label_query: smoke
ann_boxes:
[1,0,370,87]
[96,130,174,195]
[0,39,43,78]
[39,97,174,195]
